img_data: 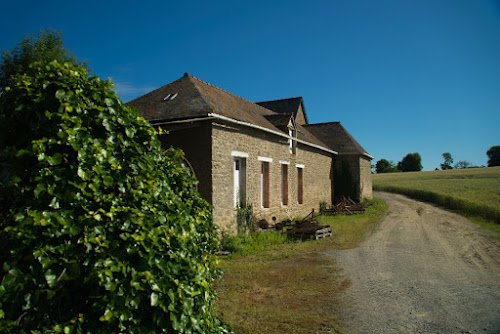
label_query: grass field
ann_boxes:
[372,166,500,224]
[215,198,388,334]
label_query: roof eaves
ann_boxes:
[303,121,340,127]
[338,152,375,160]
[147,114,214,126]
[255,96,303,104]
[363,152,375,160]
[208,113,337,155]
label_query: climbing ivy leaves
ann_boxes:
[0,61,227,333]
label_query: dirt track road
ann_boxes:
[327,192,500,334]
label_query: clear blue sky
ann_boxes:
[2,0,499,170]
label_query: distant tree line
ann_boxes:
[439,152,474,170]
[374,146,500,173]
[375,153,422,173]
[439,146,500,170]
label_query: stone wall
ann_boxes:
[158,119,339,233]
[335,154,373,202]
[158,122,213,203]
[211,122,333,233]
[359,156,373,200]
[335,155,358,202]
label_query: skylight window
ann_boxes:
[163,93,178,101]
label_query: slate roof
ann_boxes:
[304,122,372,158]
[128,73,273,129]
[127,73,331,152]
[263,113,293,127]
[256,97,309,124]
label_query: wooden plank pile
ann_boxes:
[314,226,332,239]
[323,196,366,215]
[277,209,333,240]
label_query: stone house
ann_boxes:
[128,73,372,232]
[304,122,374,202]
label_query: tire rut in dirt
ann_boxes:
[326,192,500,334]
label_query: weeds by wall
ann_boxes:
[236,204,256,234]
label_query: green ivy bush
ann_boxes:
[0,61,227,333]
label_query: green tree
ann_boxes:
[375,159,397,173]
[0,29,83,90]
[0,61,226,333]
[487,146,500,167]
[398,153,423,172]
[454,160,472,169]
[440,152,453,170]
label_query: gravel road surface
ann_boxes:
[327,192,500,334]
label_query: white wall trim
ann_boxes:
[231,151,249,158]
[339,152,375,160]
[296,164,305,169]
[258,156,273,163]
[279,160,290,165]
[363,153,375,160]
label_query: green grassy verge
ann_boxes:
[215,198,388,334]
[373,167,500,224]
[467,216,500,242]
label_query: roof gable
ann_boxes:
[304,122,372,159]
[256,97,309,125]
[263,113,293,127]
[128,73,275,128]
[127,74,211,121]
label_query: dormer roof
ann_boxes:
[256,97,309,125]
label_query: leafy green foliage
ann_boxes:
[0,61,227,333]
[375,159,398,173]
[487,145,500,167]
[397,152,422,172]
[0,29,84,90]
[454,160,472,169]
[440,152,453,170]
